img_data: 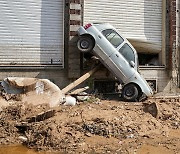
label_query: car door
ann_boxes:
[110,43,136,83]
[92,29,117,61]
[94,29,124,60]
[100,29,125,80]
[102,29,136,83]
[99,28,137,83]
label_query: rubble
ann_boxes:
[0,65,100,111]
[0,75,179,153]
[0,95,179,153]
[0,77,65,110]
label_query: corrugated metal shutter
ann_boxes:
[0,0,64,66]
[84,0,162,53]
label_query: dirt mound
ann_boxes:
[0,96,179,153]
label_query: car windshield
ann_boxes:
[119,43,135,63]
[102,29,124,48]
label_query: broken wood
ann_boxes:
[152,95,180,99]
[62,65,101,94]
[69,86,89,95]
[26,109,56,123]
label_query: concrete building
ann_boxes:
[0,0,179,93]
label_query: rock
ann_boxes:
[143,102,158,118]
[126,134,134,139]
[18,136,28,142]
[77,95,89,101]
[85,132,92,137]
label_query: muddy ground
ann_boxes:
[0,94,179,154]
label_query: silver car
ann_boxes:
[77,23,153,101]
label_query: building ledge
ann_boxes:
[0,65,64,70]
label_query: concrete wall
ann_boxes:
[91,65,170,93]
[139,68,170,92]
[0,68,69,89]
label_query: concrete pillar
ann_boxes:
[177,0,180,87]
[169,0,178,91]
[67,0,82,78]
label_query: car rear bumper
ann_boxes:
[77,26,87,36]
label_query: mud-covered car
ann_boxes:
[77,23,153,101]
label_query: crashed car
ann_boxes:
[77,23,153,101]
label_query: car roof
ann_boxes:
[92,23,116,31]
[91,23,127,41]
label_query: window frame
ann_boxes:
[118,43,135,63]
[102,29,124,48]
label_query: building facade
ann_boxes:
[0,0,179,93]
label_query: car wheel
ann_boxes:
[122,84,139,102]
[77,36,94,53]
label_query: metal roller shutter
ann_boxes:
[84,0,162,53]
[0,0,64,66]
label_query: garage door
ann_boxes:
[84,0,162,53]
[0,0,64,67]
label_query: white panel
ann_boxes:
[84,0,162,53]
[0,0,64,66]
[70,3,81,10]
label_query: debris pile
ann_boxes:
[0,77,66,111]
[0,76,179,153]
[0,95,179,153]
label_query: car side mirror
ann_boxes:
[129,61,135,68]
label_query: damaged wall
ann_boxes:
[0,68,69,90]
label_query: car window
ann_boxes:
[102,29,124,48]
[119,43,135,62]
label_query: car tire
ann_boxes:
[122,84,139,102]
[77,36,94,53]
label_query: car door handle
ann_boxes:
[98,35,101,39]
[115,54,119,57]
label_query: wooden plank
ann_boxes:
[69,86,89,95]
[62,65,101,94]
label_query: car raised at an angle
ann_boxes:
[77,23,153,101]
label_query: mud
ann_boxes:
[0,145,48,154]
[0,95,179,153]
